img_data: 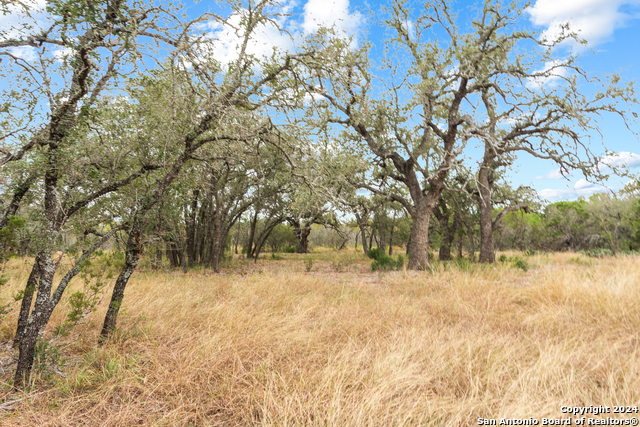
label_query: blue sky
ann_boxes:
[184,0,640,202]
[4,0,640,202]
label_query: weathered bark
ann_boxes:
[478,165,495,263]
[14,323,40,388]
[13,265,39,349]
[406,209,431,270]
[100,222,141,340]
[294,226,311,253]
[14,254,57,387]
[288,217,314,254]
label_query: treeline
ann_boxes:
[175,190,638,262]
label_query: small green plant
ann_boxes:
[511,257,529,272]
[34,338,65,374]
[368,249,404,271]
[283,246,296,253]
[305,258,314,272]
[524,249,538,256]
[498,254,508,262]
[271,253,284,260]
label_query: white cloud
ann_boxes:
[8,46,38,61]
[197,12,295,65]
[53,47,75,63]
[600,151,640,170]
[538,178,611,200]
[535,168,567,179]
[526,60,569,89]
[528,0,640,45]
[0,0,49,41]
[538,188,576,199]
[194,0,363,66]
[302,0,362,35]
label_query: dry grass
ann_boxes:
[1,251,639,426]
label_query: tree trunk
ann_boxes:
[361,227,368,254]
[14,253,56,388]
[407,209,431,270]
[295,227,311,253]
[13,265,39,349]
[388,212,396,256]
[185,189,199,268]
[478,166,495,263]
[438,211,459,261]
[211,212,224,274]
[100,223,141,340]
[14,322,40,388]
[247,210,258,258]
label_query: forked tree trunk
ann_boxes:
[14,254,56,387]
[13,265,39,349]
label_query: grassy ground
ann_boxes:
[0,250,639,426]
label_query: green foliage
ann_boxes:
[498,254,508,262]
[305,258,314,272]
[271,253,284,260]
[34,338,65,376]
[366,248,384,260]
[511,257,529,272]
[368,248,404,271]
[283,246,296,253]
[580,248,614,258]
[0,216,27,261]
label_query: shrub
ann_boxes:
[305,259,313,272]
[369,249,405,271]
[511,257,529,272]
[498,254,508,262]
[366,248,385,261]
[283,246,296,253]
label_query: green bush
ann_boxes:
[283,246,296,253]
[498,254,508,262]
[511,257,529,272]
[366,248,384,261]
[368,249,405,271]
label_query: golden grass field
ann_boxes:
[0,250,639,426]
